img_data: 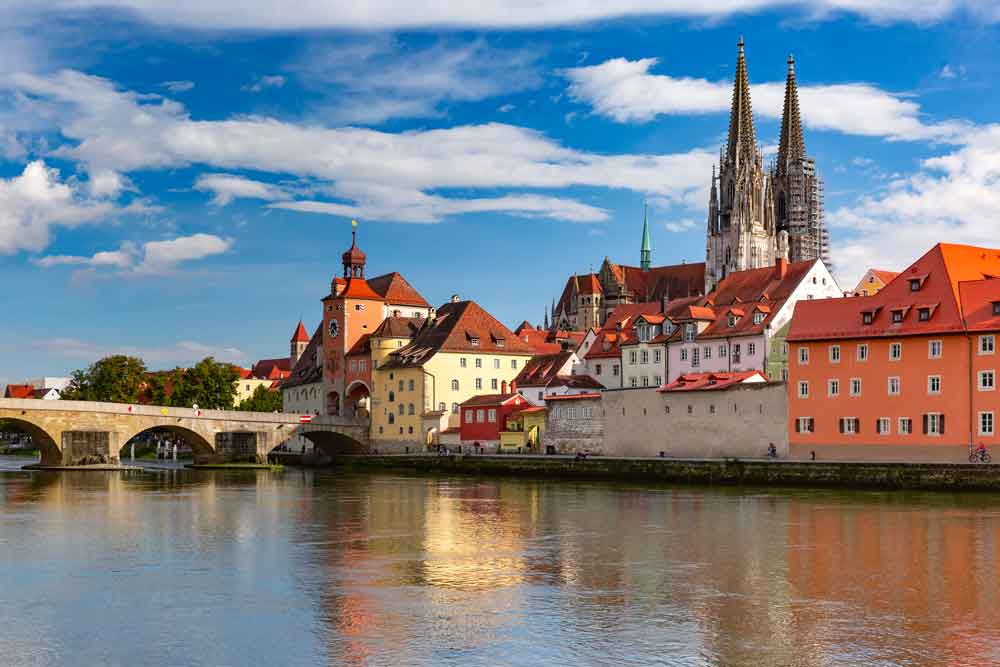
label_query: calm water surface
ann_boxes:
[1,456,999,666]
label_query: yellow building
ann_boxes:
[852,268,898,296]
[232,377,277,407]
[499,406,547,452]
[372,299,536,451]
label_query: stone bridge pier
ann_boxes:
[0,399,369,467]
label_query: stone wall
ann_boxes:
[602,383,787,458]
[61,431,116,465]
[545,397,604,454]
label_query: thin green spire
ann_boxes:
[640,201,651,271]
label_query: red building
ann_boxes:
[458,392,530,447]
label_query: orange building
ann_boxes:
[787,243,1000,462]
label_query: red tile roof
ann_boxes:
[291,320,310,343]
[545,392,601,401]
[578,272,602,295]
[381,300,534,369]
[337,277,384,301]
[514,352,575,386]
[959,279,1000,332]
[789,244,1000,342]
[658,371,767,392]
[872,269,900,285]
[4,384,35,399]
[282,325,324,390]
[367,272,431,308]
[346,333,372,357]
[708,259,814,305]
[459,393,524,408]
[372,316,424,339]
[252,357,291,380]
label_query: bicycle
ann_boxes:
[969,449,992,463]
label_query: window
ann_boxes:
[494,359,500,369]
[475,378,483,390]
[981,335,995,355]
[795,417,815,433]
[495,339,505,348]
[640,350,649,364]
[488,409,497,423]
[684,324,696,342]
[889,342,902,361]
[857,344,869,361]
[994,302,1000,316]
[798,347,809,364]
[728,315,738,328]
[399,380,404,391]
[888,376,900,396]
[892,310,903,323]
[748,343,757,356]
[475,358,482,368]
[709,404,716,414]
[470,337,480,347]
[899,417,912,435]
[388,390,395,402]
[979,370,995,391]
[980,411,995,436]
[653,375,662,386]
[850,378,862,396]
[491,378,498,390]
[753,311,764,325]
[630,377,638,388]
[460,357,467,368]
[781,368,789,382]
[782,342,789,356]
[595,364,603,375]
[702,347,711,360]
[929,340,942,359]
[349,359,357,371]
[510,359,518,369]
[924,413,944,435]
[398,404,404,415]
[451,379,459,391]
[828,379,840,397]
[797,381,809,398]
[451,402,459,413]
[829,345,841,363]
[612,364,620,376]
[877,417,891,435]
[641,376,649,387]
[654,350,662,363]
[733,343,741,361]
[408,403,415,415]
[680,349,688,361]
[909,278,921,292]
[355,303,365,311]
[839,417,860,434]
[629,350,638,364]
[388,413,395,424]
[927,375,941,395]
[438,402,446,412]
[862,312,873,325]
[720,345,728,357]
[692,347,700,367]
[476,409,485,423]
[918,308,931,322]
[537,391,543,400]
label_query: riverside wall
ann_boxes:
[333,454,1000,491]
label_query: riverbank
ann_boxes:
[331,454,1000,491]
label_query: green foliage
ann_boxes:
[157,357,240,410]
[60,355,148,403]
[237,384,283,412]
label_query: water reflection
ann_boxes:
[1,465,999,666]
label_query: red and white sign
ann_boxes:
[127,405,134,413]
[299,415,313,423]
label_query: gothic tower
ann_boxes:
[705,38,776,293]
[771,55,829,269]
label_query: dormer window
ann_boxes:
[753,311,764,325]
[728,315,737,328]
[891,310,904,323]
[918,308,931,322]
[470,336,480,347]
[863,312,873,325]
[993,301,1000,316]
[683,323,696,342]
[909,279,920,291]
[495,338,505,348]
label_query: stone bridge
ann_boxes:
[0,398,369,466]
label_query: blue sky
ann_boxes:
[1,1,998,382]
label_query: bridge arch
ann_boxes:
[119,424,215,461]
[300,429,368,456]
[0,417,61,465]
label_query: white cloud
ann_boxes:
[194,173,288,206]
[160,80,195,93]
[243,74,285,93]
[498,103,516,113]
[19,1,1000,29]
[828,123,1000,287]
[6,69,715,223]
[35,233,233,275]
[664,218,698,233]
[27,337,246,366]
[564,57,968,142]
[290,38,540,124]
[0,161,117,254]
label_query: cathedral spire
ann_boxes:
[725,36,757,167]
[777,53,805,171]
[640,201,651,271]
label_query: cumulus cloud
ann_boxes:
[18,1,1000,29]
[664,218,698,233]
[564,57,968,142]
[290,38,541,124]
[0,161,117,254]
[243,74,285,93]
[5,69,715,223]
[194,173,288,205]
[35,233,232,275]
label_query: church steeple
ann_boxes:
[640,201,651,271]
[342,219,366,279]
[777,53,805,172]
[725,36,757,167]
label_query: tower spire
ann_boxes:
[725,36,757,167]
[777,53,805,172]
[640,200,651,271]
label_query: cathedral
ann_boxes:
[706,38,828,293]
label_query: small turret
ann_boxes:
[290,320,309,367]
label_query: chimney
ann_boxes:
[510,381,517,394]
[775,257,788,280]
[451,294,460,303]
[501,380,508,394]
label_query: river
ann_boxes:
[1,456,998,666]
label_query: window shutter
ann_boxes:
[839,418,844,434]
[795,419,801,433]
[940,414,945,435]
[875,418,880,433]
[922,414,928,434]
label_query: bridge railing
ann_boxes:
[0,397,364,426]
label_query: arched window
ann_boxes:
[388,391,395,402]
[408,379,415,391]
[451,379,460,391]
[398,404,404,415]
[388,413,395,424]
[408,403,415,415]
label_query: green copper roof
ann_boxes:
[640,202,651,271]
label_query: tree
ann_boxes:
[60,355,148,403]
[166,357,239,410]
[237,384,282,412]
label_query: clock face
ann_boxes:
[328,318,339,338]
